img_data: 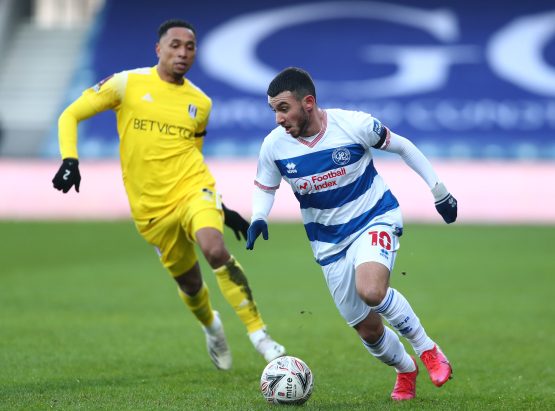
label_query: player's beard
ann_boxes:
[293,107,310,138]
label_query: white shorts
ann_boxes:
[322,214,402,327]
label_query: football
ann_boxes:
[260,355,314,405]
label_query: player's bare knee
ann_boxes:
[202,244,230,268]
[355,263,390,306]
[360,287,387,307]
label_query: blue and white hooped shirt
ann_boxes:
[255,108,400,266]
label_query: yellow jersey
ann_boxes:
[58,66,216,221]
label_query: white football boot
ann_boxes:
[202,311,232,370]
[249,328,286,362]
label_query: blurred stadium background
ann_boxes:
[1,2,555,409]
[0,0,554,222]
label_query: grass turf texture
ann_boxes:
[1,221,554,410]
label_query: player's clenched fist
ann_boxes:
[52,158,81,193]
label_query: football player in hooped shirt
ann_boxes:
[247,67,458,400]
[51,19,286,371]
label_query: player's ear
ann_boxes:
[155,42,161,58]
[303,95,316,111]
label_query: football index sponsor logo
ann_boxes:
[312,167,346,190]
[295,167,347,193]
[294,178,312,194]
[332,148,350,165]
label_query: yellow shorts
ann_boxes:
[136,187,224,277]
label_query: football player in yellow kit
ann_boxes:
[52,19,285,370]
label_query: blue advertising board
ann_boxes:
[47,0,555,159]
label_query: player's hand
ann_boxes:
[432,182,457,224]
[246,219,268,250]
[52,158,81,193]
[222,203,249,241]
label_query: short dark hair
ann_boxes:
[158,19,196,40]
[267,67,316,100]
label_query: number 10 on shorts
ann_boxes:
[368,230,392,250]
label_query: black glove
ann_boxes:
[52,158,81,193]
[432,182,457,224]
[222,203,249,241]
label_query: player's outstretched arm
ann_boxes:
[246,219,268,250]
[222,203,249,241]
[382,132,458,223]
[52,95,99,194]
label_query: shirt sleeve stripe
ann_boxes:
[254,180,280,190]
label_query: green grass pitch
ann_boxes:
[1,221,554,410]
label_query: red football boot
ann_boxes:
[391,357,418,401]
[420,345,453,387]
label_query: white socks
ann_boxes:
[374,288,435,356]
[361,327,415,373]
[204,311,223,335]
[361,287,435,372]
[249,328,267,347]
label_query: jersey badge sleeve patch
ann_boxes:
[188,104,197,118]
[92,74,114,92]
[371,119,391,150]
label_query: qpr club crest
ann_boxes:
[332,147,351,166]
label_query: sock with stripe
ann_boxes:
[373,287,435,356]
[361,326,416,373]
